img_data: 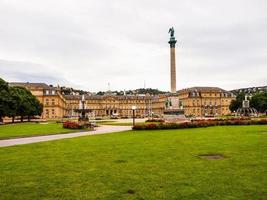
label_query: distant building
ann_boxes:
[9,82,67,119]
[231,86,267,95]
[9,83,236,119]
[64,94,152,118]
[178,87,235,117]
[9,82,153,119]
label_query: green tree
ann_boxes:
[14,87,43,122]
[229,92,245,112]
[250,92,267,114]
[7,87,22,123]
[0,78,10,122]
[27,96,43,121]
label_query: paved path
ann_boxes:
[0,125,132,148]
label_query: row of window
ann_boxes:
[45,109,57,118]
[45,90,56,95]
[45,99,56,106]
[184,99,229,106]
[190,92,233,97]
[187,107,229,113]
[67,100,148,104]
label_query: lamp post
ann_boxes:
[81,94,86,120]
[132,106,136,127]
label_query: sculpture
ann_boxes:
[236,95,257,116]
[168,27,175,38]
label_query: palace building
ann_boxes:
[9,82,235,119]
[9,82,67,119]
[178,87,235,117]
[9,82,153,119]
[64,94,152,118]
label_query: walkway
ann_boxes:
[0,125,132,148]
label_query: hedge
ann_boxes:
[63,121,84,129]
[132,119,267,130]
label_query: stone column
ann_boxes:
[168,34,177,93]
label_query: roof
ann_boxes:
[178,86,230,93]
[9,82,56,90]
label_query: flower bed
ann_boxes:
[145,119,165,123]
[132,119,267,130]
[63,121,84,129]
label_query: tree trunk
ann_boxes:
[21,116,23,122]
[12,116,15,123]
[28,116,30,122]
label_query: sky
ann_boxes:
[0,0,266,92]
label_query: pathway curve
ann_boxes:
[0,125,132,148]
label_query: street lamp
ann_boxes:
[132,106,137,126]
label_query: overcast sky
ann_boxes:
[0,0,266,92]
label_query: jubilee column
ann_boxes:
[168,27,177,93]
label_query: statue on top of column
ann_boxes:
[168,27,175,38]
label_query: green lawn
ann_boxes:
[0,122,81,140]
[0,125,267,200]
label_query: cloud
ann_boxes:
[0,0,266,92]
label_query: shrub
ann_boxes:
[254,119,267,125]
[145,123,158,129]
[145,119,165,123]
[132,118,267,130]
[63,121,84,129]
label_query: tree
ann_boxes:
[250,92,267,114]
[7,87,22,123]
[0,79,43,123]
[0,78,10,122]
[229,92,245,112]
[27,96,43,121]
[13,86,43,122]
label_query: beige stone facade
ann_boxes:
[178,87,235,117]
[9,83,67,119]
[9,83,235,119]
[64,94,152,118]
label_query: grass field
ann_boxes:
[0,122,81,140]
[0,125,267,199]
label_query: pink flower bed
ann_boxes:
[132,119,267,130]
[145,119,165,123]
[63,121,84,129]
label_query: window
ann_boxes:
[52,99,55,105]
[45,90,49,95]
[52,90,55,95]
[45,99,49,105]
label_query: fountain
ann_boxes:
[163,96,187,122]
[236,95,257,116]
[74,94,92,125]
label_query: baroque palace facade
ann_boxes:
[178,87,235,116]
[9,82,235,119]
